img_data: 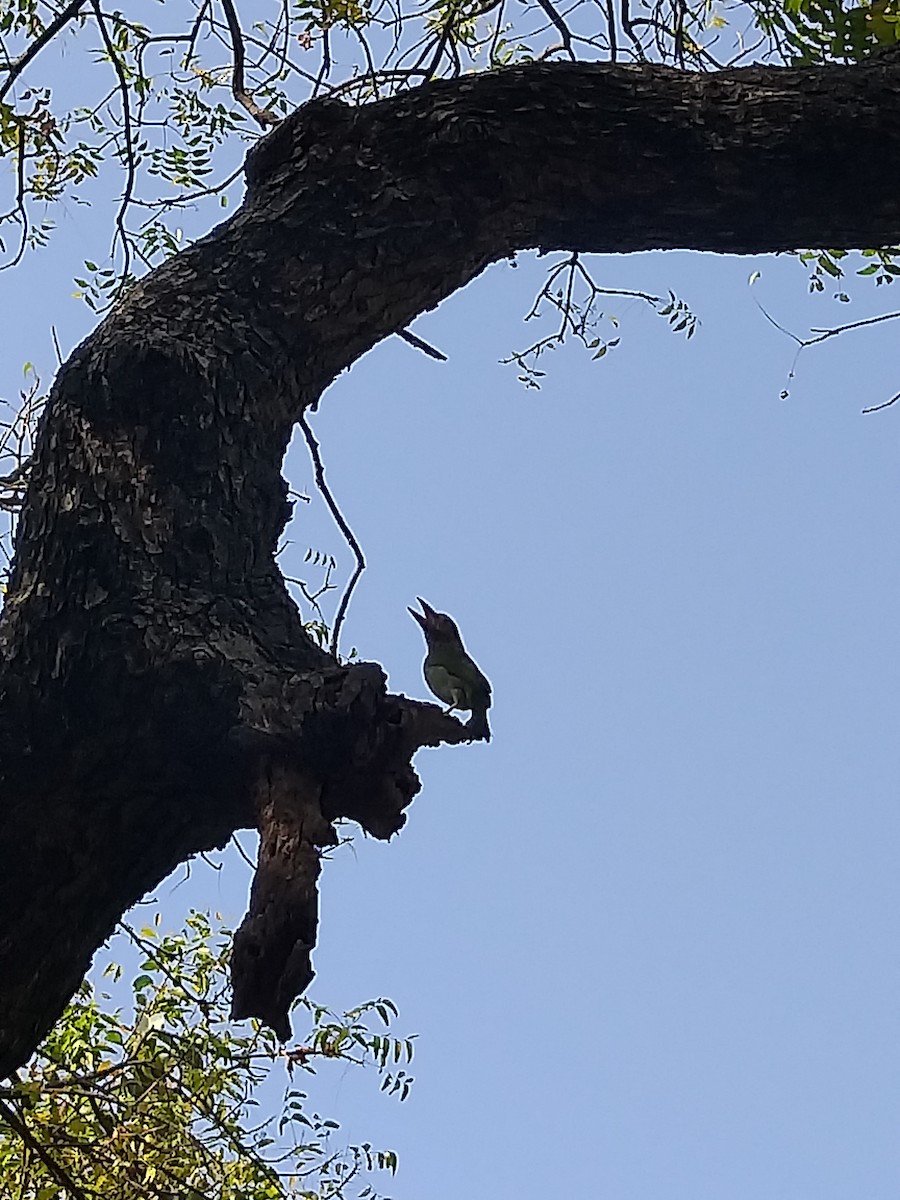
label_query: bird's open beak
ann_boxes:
[408,598,436,631]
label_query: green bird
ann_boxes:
[408,598,492,741]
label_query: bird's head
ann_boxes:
[408,598,463,647]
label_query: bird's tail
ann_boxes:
[466,707,491,742]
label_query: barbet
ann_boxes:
[408,599,492,741]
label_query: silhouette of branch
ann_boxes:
[220,0,281,127]
[397,328,448,360]
[297,413,366,660]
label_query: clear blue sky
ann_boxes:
[4,179,900,1196]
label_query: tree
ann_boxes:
[1,0,899,1081]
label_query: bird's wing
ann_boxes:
[459,652,491,702]
[423,662,459,707]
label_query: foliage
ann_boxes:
[0,910,414,1200]
[0,0,844,322]
[502,253,698,389]
[756,0,900,63]
[798,246,900,299]
[1,0,896,403]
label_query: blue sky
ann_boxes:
[4,181,900,1195]
[296,250,900,1199]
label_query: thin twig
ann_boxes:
[351,24,379,96]
[533,0,576,58]
[804,309,900,346]
[118,922,212,1014]
[755,297,900,404]
[136,164,244,217]
[620,0,645,56]
[487,0,507,63]
[297,412,365,660]
[862,390,900,415]
[206,14,326,90]
[0,121,29,272]
[220,0,281,127]
[396,328,448,361]
[602,0,618,60]
[183,0,212,69]
[753,296,804,345]
[419,0,462,79]
[91,1,135,290]
[311,26,332,98]
[231,834,256,869]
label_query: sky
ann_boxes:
[3,88,900,1200]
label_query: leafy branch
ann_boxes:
[503,252,698,389]
[0,910,411,1199]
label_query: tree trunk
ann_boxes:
[1,57,898,1077]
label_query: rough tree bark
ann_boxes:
[1,58,899,1077]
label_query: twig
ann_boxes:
[118,922,211,1014]
[183,0,212,70]
[752,295,804,345]
[283,571,332,620]
[602,0,618,60]
[220,0,281,127]
[0,456,33,489]
[758,300,900,349]
[0,121,29,272]
[487,0,507,63]
[135,164,244,217]
[419,0,462,79]
[533,0,576,58]
[862,389,900,415]
[297,412,365,660]
[206,15,326,90]
[91,1,135,290]
[1,1058,138,1094]
[755,297,900,404]
[620,0,646,56]
[804,309,900,346]
[231,834,256,869]
[396,328,448,361]
[311,26,332,98]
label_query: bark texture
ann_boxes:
[1,57,899,1076]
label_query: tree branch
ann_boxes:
[296,413,366,661]
[220,0,282,128]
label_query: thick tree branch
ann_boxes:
[1,58,899,1077]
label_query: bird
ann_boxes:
[408,598,492,741]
